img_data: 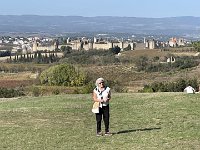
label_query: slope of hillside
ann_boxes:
[84,49,200,92]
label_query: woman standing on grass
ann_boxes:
[92,77,112,136]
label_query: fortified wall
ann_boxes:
[59,40,135,51]
[32,38,135,52]
[32,40,58,52]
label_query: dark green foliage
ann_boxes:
[79,82,95,94]
[135,55,199,72]
[52,88,60,95]
[40,63,87,86]
[141,85,154,93]
[107,80,128,93]
[9,51,60,64]
[141,78,199,92]
[0,88,25,98]
[61,46,72,54]
[112,85,128,93]
[153,56,160,62]
[0,50,11,57]
[110,46,121,54]
[123,44,132,51]
[192,41,200,51]
[135,56,149,72]
[30,86,41,97]
[173,56,199,70]
[60,49,117,65]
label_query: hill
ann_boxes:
[0,15,200,37]
[83,49,200,92]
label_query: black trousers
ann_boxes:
[95,105,110,133]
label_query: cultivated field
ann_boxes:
[0,93,200,149]
[0,72,38,88]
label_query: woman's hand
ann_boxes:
[99,97,104,103]
[103,98,110,102]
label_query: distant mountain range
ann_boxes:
[0,15,200,37]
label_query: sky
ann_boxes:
[0,0,200,18]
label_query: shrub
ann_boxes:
[141,85,154,93]
[30,86,41,97]
[112,85,128,93]
[52,88,60,95]
[40,63,87,86]
[60,49,116,66]
[134,55,199,73]
[141,78,199,93]
[110,46,121,54]
[0,88,25,98]
[80,82,95,94]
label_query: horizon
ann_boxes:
[0,14,199,19]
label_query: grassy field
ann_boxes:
[0,93,200,150]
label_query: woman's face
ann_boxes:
[98,81,105,88]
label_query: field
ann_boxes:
[0,93,200,149]
[0,72,37,88]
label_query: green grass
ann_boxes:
[0,93,200,150]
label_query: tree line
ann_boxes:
[141,78,199,92]
[7,51,60,64]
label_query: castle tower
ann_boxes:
[67,37,70,43]
[120,41,124,51]
[145,40,149,49]
[54,40,59,50]
[32,40,37,52]
[89,42,93,50]
[94,37,97,43]
[108,42,113,49]
[130,43,134,50]
[149,40,155,49]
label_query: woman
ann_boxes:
[92,77,112,136]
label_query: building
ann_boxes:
[58,37,135,51]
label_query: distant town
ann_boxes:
[0,35,193,59]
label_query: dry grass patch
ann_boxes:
[0,71,37,80]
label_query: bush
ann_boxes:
[112,85,128,93]
[135,55,199,73]
[141,78,199,93]
[30,86,41,97]
[0,88,25,98]
[60,49,116,66]
[40,63,87,86]
[141,85,154,93]
[79,82,95,94]
[52,88,60,95]
[110,46,121,54]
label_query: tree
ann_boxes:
[135,56,148,72]
[192,41,200,51]
[123,44,131,51]
[60,46,66,51]
[61,46,72,56]
[39,64,87,86]
[110,46,121,54]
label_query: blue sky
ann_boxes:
[0,0,200,18]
